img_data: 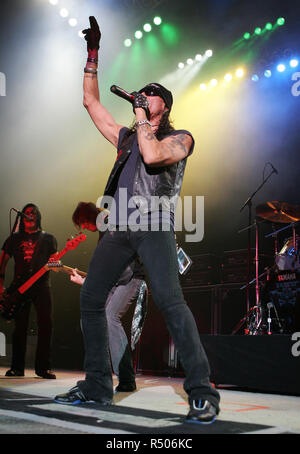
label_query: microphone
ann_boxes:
[110,85,135,104]
[12,208,32,221]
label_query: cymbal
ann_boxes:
[256,201,300,223]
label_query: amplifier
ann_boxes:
[180,254,219,287]
[221,249,273,284]
[220,267,248,284]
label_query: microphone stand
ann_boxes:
[239,168,277,327]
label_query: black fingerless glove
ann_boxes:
[82,16,101,51]
[132,92,150,119]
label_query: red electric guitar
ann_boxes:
[0,234,86,321]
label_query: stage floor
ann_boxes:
[0,368,299,436]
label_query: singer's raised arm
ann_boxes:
[82,17,123,148]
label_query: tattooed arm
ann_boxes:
[136,122,193,167]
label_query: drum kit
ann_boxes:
[236,200,300,335]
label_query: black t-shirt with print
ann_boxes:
[2,230,57,287]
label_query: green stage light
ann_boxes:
[143,23,152,32]
[124,38,132,47]
[254,27,262,35]
[277,17,285,26]
[135,30,143,39]
[153,16,162,26]
[243,32,250,40]
[265,22,273,30]
[161,23,179,46]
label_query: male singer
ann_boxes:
[54,17,220,424]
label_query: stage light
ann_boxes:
[59,8,69,18]
[277,64,286,72]
[254,27,262,35]
[124,38,132,47]
[153,16,162,26]
[49,0,58,5]
[243,32,251,40]
[195,54,202,61]
[135,30,143,39]
[224,73,232,82]
[277,17,285,26]
[200,83,207,91]
[236,68,244,78]
[178,62,185,69]
[265,22,273,30]
[143,23,152,32]
[264,69,272,78]
[78,30,84,39]
[68,18,77,27]
[210,79,218,87]
[186,58,193,65]
[290,59,299,68]
[251,74,259,82]
[205,50,213,57]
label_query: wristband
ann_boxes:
[84,67,98,74]
[136,120,152,128]
[87,57,98,64]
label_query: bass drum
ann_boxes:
[260,269,300,334]
[275,236,299,271]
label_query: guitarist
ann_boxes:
[0,203,57,379]
[70,201,148,393]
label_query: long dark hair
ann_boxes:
[72,202,99,229]
[19,203,42,233]
[129,111,174,141]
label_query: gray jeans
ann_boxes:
[106,278,143,377]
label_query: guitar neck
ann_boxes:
[58,265,87,278]
[17,244,81,295]
[18,266,48,294]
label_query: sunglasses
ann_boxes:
[142,86,162,97]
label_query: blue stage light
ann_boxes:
[290,59,299,68]
[251,74,259,82]
[264,70,272,78]
[277,64,286,72]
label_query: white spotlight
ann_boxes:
[205,50,213,57]
[236,68,244,78]
[60,8,69,18]
[178,62,185,69]
[210,78,218,87]
[224,73,232,82]
[186,58,194,65]
[195,54,202,61]
[200,83,207,91]
[290,59,299,68]
[49,0,58,5]
[277,64,286,72]
[68,18,78,27]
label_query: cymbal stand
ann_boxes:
[239,167,277,315]
[235,219,266,335]
[254,219,261,328]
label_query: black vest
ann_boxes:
[103,128,194,216]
